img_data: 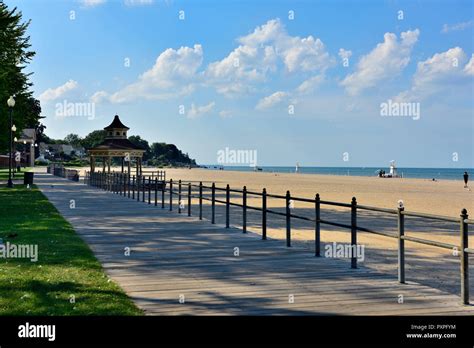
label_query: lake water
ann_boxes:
[202,166,473,181]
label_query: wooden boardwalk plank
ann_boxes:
[36,174,474,316]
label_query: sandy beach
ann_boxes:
[75,167,473,215]
[70,166,473,296]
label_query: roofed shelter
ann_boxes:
[87,115,145,176]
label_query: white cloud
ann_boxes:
[239,19,333,73]
[341,29,420,95]
[102,44,203,103]
[206,19,333,96]
[441,20,473,33]
[39,80,78,102]
[395,47,473,102]
[90,90,109,103]
[89,18,336,104]
[205,43,278,96]
[256,91,288,110]
[464,54,474,76]
[80,0,107,7]
[187,102,216,119]
[297,74,325,94]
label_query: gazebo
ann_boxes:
[88,115,145,176]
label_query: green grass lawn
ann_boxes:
[0,184,143,315]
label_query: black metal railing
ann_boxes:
[83,172,472,305]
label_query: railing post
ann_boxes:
[315,193,321,257]
[132,175,135,200]
[178,180,182,214]
[199,182,203,220]
[188,183,191,217]
[128,175,131,198]
[148,176,151,204]
[262,188,267,240]
[460,209,469,305]
[161,180,165,209]
[243,186,247,233]
[154,178,158,206]
[211,182,215,224]
[286,190,291,247]
[398,203,405,283]
[123,174,127,196]
[169,179,173,211]
[142,176,146,203]
[351,197,357,269]
[137,176,140,202]
[225,184,230,228]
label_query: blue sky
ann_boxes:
[7,0,474,167]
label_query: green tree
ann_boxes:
[64,133,83,147]
[128,135,151,160]
[81,130,105,149]
[0,3,41,153]
[150,142,196,166]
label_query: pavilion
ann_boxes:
[87,115,145,176]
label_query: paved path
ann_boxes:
[36,173,473,315]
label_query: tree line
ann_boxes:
[51,131,197,167]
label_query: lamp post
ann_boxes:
[7,96,15,188]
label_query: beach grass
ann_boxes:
[0,184,143,315]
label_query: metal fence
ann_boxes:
[83,172,472,305]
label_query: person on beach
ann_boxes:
[463,171,469,188]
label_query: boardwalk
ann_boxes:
[36,173,473,315]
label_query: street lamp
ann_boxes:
[7,96,15,188]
